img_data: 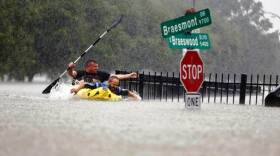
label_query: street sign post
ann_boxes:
[180,50,204,93]
[167,33,211,49]
[160,7,210,109]
[160,8,211,38]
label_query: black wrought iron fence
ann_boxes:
[116,71,279,105]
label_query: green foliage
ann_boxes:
[202,0,280,74]
[0,0,36,80]
[33,0,83,78]
[0,0,279,81]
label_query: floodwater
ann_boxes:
[0,82,280,156]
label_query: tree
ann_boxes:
[0,0,36,81]
[33,0,84,79]
[1,0,279,81]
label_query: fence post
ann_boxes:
[139,73,144,100]
[158,72,163,100]
[239,74,247,104]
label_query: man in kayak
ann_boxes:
[67,59,137,83]
[71,76,142,101]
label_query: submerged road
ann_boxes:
[0,83,280,156]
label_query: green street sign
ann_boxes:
[167,33,211,49]
[160,8,212,38]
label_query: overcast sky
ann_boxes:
[257,0,280,31]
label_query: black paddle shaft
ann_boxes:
[42,15,123,94]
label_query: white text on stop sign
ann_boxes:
[182,64,203,80]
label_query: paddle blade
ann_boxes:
[108,15,123,31]
[42,78,60,94]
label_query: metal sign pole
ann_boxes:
[193,0,195,8]
[182,0,196,57]
[183,0,202,110]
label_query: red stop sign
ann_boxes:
[180,50,204,93]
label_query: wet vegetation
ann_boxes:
[0,0,279,81]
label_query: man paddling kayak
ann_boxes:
[67,59,137,83]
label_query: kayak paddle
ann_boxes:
[42,15,123,94]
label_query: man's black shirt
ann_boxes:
[75,70,110,82]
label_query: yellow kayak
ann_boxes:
[76,87,122,101]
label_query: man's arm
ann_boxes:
[70,81,85,94]
[112,72,138,80]
[67,62,78,78]
[128,90,142,101]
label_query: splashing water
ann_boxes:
[49,82,74,100]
